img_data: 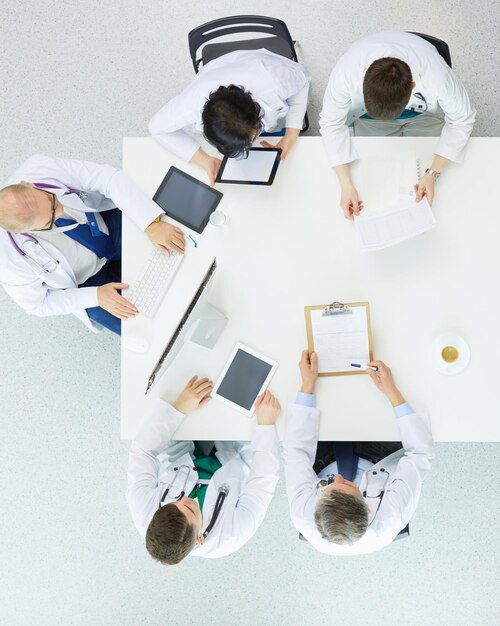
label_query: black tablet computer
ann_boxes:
[215,147,282,186]
[153,166,223,234]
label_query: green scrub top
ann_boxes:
[188,444,222,511]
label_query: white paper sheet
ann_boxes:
[354,153,436,250]
[219,150,278,182]
[310,307,370,374]
[355,196,436,251]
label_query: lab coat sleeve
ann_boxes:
[434,69,476,163]
[148,92,201,162]
[284,82,310,130]
[25,154,162,232]
[319,66,359,167]
[229,425,280,544]
[282,402,322,523]
[1,275,98,316]
[380,407,434,530]
[126,399,185,535]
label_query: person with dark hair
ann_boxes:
[320,31,476,219]
[283,350,434,555]
[149,49,310,185]
[127,376,281,563]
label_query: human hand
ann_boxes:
[260,128,300,161]
[255,390,281,425]
[97,282,138,320]
[414,174,436,206]
[299,350,318,394]
[145,220,185,255]
[190,148,222,187]
[340,183,363,220]
[172,376,213,413]
[366,360,405,407]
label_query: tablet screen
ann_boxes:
[215,348,273,411]
[216,148,281,185]
[153,166,223,234]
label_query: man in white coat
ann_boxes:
[319,31,476,218]
[127,376,281,563]
[0,154,185,334]
[283,351,434,555]
[149,49,310,185]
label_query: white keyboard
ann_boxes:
[128,249,183,319]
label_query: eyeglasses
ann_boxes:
[32,188,57,231]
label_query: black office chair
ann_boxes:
[298,524,410,543]
[188,15,309,132]
[408,32,452,68]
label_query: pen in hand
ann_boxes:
[350,362,379,372]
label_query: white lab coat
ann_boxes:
[283,402,434,555]
[319,31,476,167]
[126,399,280,559]
[0,154,162,331]
[149,49,310,161]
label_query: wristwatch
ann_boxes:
[152,215,162,223]
[425,168,441,181]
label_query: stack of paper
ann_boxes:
[354,154,436,251]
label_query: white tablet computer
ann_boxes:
[213,343,278,416]
[215,147,281,185]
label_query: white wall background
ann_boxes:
[0,1,499,625]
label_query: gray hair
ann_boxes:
[314,490,369,545]
[0,184,39,232]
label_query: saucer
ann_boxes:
[429,333,470,376]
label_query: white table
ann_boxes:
[122,137,500,442]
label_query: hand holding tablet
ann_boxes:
[213,343,278,416]
[215,147,282,186]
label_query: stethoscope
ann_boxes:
[159,465,230,540]
[362,468,391,524]
[7,231,60,274]
[318,468,391,526]
[6,183,90,273]
[410,91,429,112]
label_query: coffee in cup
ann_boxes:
[441,346,459,363]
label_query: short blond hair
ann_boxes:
[0,184,40,232]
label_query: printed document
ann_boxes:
[310,308,370,374]
[354,153,436,250]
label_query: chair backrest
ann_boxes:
[188,15,297,73]
[409,32,452,68]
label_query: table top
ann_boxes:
[122,136,500,442]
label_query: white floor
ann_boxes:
[1,1,499,625]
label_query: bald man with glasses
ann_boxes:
[0,154,185,335]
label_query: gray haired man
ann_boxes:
[283,350,434,555]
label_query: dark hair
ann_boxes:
[363,57,413,120]
[145,503,197,565]
[202,85,262,158]
[314,491,369,545]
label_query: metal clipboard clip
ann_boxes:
[322,301,352,317]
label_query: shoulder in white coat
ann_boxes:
[283,399,434,555]
[149,49,310,160]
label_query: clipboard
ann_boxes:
[304,301,373,377]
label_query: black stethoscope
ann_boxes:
[362,468,391,525]
[410,91,429,112]
[318,468,391,526]
[159,465,229,539]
